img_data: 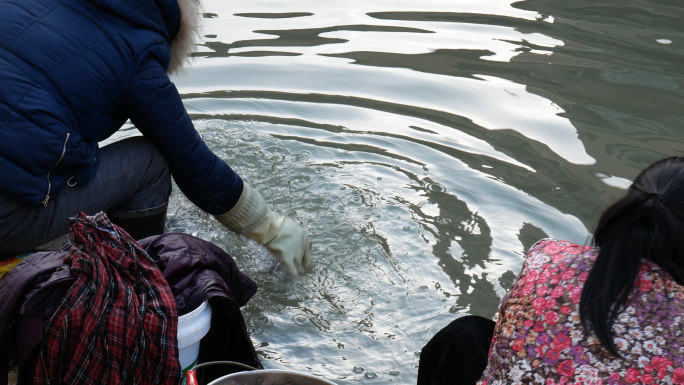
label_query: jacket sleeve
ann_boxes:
[124,54,243,215]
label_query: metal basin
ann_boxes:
[207,369,336,385]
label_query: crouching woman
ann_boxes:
[419,157,684,384]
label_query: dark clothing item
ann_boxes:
[0,231,260,385]
[0,247,75,385]
[0,137,171,256]
[139,233,262,383]
[0,0,243,213]
[34,212,181,385]
[417,315,495,385]
[139,234,258,317]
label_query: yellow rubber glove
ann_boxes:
[215,183,312,275]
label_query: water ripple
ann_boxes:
[168,0,684,383]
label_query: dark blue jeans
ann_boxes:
[0,136,171,256]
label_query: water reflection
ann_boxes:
[166,0,684,382]
[191,3,684,227]
[420,184,500,315]
[202,24,433,57]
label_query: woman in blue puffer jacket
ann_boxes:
[0,0,311,275]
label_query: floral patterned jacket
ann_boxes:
[478,239,684,385]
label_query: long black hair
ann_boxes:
[579,156,684,357]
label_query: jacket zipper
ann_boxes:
[42,133,70,207]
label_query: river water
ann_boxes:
[161,0,684,383]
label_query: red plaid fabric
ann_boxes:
[34,212,181,385]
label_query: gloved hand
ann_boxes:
[215,183,312,275]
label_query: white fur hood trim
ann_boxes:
[167,0,202,75]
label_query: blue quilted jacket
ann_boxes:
[0,0,242,214]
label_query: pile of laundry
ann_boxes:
[0,212,261,385]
